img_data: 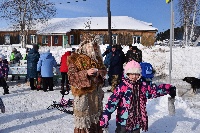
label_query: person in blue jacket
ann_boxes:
[107,45,124,92]
[103,45,112,68]
[27,44,40,90]
[37,49,57,92]
[102,45,112,87]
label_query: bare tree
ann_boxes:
[177,0,200,46]
[0,0,56,47]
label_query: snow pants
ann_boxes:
[115,124,140,133]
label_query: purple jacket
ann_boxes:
[0,60,9,78]
[100,77,173,132]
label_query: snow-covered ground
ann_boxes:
[1,44,200,133]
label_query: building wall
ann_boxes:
[0,29,156,46]
[0,31,20,45]
[67,30,157,46]
[37,35,63,46]
[0,30,38,45]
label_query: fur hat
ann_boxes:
[124,60,141,75]
[77,34,103,62]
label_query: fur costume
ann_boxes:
[67,34,106,133]
[68,53,105,96]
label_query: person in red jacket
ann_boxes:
[60,51,71,93]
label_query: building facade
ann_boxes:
[0,16,158,47]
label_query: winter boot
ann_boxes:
[61,83,64,91]
[0,98,5,113]
[66,84,70,92]
[11,76,15,81]
[3,86,9,95]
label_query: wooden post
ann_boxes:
[107,0,112,45]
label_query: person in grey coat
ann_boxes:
[37,49,57,92]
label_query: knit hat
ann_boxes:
[124,60,141,75]
[132,46,138,50]
[106,45,112,50]
[33,44,39,50]
[112,45,117,48]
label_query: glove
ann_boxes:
[169,86,176,98]
[102,128,109,133]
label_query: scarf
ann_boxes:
[122,76,148,132]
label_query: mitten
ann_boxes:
[169,86,176,98]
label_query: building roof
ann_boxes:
[37,16,158,34]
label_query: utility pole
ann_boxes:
[189,0,198,45]
[107,0,112,45]
[169,0,174,84]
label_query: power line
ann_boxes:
[55,0,87,4]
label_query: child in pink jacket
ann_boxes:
[100,60,176,133]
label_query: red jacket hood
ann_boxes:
[60,51,71,73]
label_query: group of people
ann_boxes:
[26,45,60,92]
[0,47,36,95]
[66,35,176,133]
[0,43,77,94]
[0,36,177,133]
[102,44,143,92]
[27,46,78,92]
[0,44,69,93]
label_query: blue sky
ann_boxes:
[0,0,179,33]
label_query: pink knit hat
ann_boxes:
[124,60,141,74]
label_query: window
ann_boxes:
[4,34,10,44]
[133,36,141,44]
[70,35,74,45]
[54,35,58,44]
[42,36,48,44]
[112,35,118,45]
[30,35,37,44]
[80,35,83,42]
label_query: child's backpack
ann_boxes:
[140,62,154,80]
